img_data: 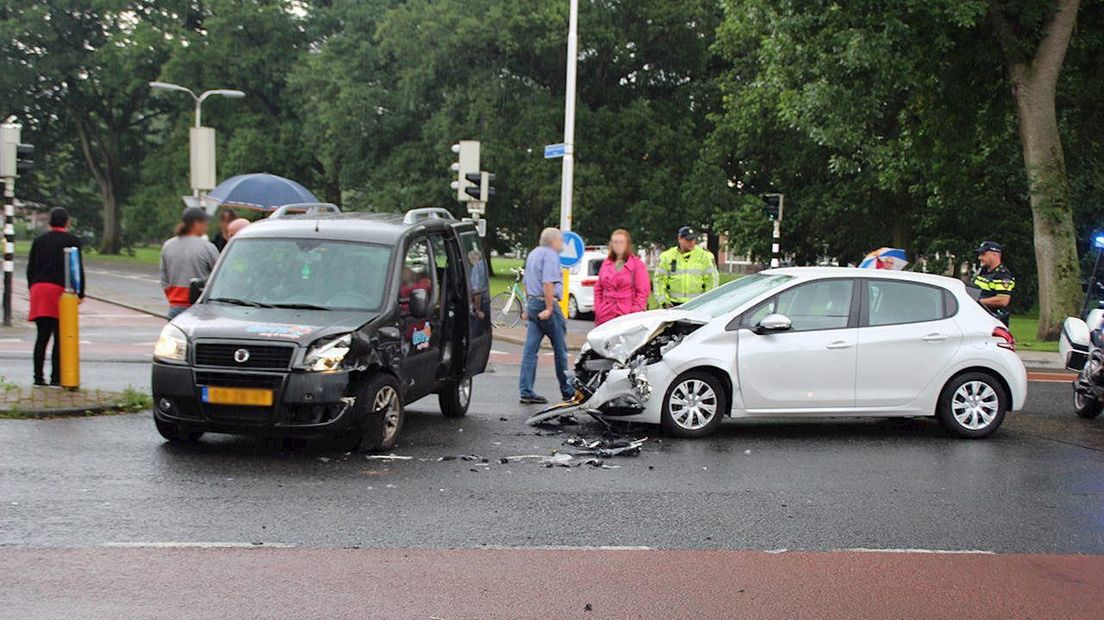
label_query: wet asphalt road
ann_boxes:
[1,365,1102,553]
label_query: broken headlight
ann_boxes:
[304,334,352,371]
[601,325,653,363]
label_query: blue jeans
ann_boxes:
[519,298,574,400]
[167,306,187,320]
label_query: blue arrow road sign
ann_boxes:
[544,143,566,159]
[559,231,585,268]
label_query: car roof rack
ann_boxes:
[403,207,456,224]
[268,203,341,219]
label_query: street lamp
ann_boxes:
[149,81,245,212]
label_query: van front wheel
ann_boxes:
[439,376,472,418]
[350,374,404,452]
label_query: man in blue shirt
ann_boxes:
[519,227,575,404]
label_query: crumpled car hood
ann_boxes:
[586,308,710,362]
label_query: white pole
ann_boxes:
[559,0,578,233]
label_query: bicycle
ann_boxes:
[490,267,526,328]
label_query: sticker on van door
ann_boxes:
[411,322,432,350]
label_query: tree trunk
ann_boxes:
[1013,80,1081,339]
[74,112,123,254]
[991,0,1082,340]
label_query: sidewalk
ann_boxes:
[0,274,163,363]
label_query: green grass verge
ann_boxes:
[14,240,163,266]
[1009,314,1058,353]
[84,245,162,266]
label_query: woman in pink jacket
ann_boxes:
[594,229,651,325]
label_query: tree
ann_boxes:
[2,1,176,253]
[990,0,1083,338]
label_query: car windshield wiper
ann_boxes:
[208,297,272,308]
[269,302,331,311]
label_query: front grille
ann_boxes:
[195,371,285,390]
[194,343,295,370]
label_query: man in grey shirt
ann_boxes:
[519,227,574,404]
[160,207,220,319]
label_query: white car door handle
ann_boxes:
[825,340,852,350]
[922,333,948,342]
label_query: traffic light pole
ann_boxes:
[768,193,784,268]
[559,0,578,233]
[3,176,14,326]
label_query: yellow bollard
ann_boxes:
[58,291,80,390]
[559,268,571,318]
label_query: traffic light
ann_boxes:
[761,193,783,221]
[463,171,496,202]
[15,143,33,176]
[450,140,480,202]
[0,125,33,178]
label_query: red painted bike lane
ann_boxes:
[2,547,1101,619]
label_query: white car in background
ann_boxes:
[553,267,1027,439]
[566,248,609,319]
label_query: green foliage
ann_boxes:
[3,0,1102,322]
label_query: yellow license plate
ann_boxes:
[201,386,273,407]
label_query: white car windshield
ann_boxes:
[678,274,793,319]
[205,238,391,311]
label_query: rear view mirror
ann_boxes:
[410,289,430,318]
[756,313,792,334]
[189,278,207,305]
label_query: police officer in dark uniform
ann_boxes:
[973,241,1015,325]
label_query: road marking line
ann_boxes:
[481,545,654,551]
[101,542,295,549]
[840,547,995,555]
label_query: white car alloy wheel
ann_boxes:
[669,378,720,431]
[375,385,402,444]
[950,381,1000,430]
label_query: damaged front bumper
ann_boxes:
[527,357,661,426]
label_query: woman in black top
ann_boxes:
[26,208,84,386]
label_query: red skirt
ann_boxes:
[28,282,64,320]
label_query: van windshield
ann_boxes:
[205,238,390,311]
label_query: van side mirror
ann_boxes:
[189,278,207,305]
[410,289,430,318]
[756,313,792,334]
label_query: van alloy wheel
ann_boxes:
[375,385,401,445]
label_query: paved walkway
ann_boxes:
[2,547,1101,619]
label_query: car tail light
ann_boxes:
[992,326,1015,351]
[581,278,597,288]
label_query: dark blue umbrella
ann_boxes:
[207,173,319,211]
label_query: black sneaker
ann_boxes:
[520,395,549,404]
[33,380,48,387]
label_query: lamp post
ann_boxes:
[149,82,245,212]
[559,0,578,234]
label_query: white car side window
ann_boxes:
[868,280,945,326]
[746,279,854,332]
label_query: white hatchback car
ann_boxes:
[554,267,1027,438]
[566,249,609,319]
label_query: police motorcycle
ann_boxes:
[1059,236,1104,419]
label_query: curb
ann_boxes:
[493,332,584,351]
[85,293,168,320]
[0,404,136,418]
[0,354,151,364]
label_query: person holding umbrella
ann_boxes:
[26,208,84,386]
